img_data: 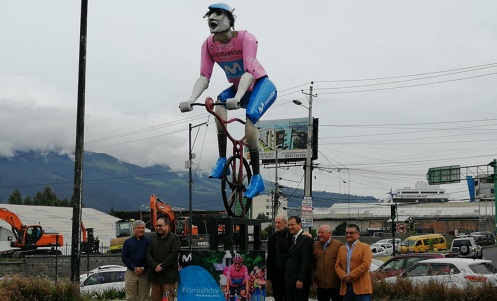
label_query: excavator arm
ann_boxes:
[149,194,177,233]
[0,208,25,239]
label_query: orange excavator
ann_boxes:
[0,207,63,258]
[109,195,198,253]
[149,194,198,237]
[81,221,100,254]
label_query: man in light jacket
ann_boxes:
[335,224,372,301]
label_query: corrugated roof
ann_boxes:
[0,204,119,254]
[313,201,495,220]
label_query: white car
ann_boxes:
[385,258,497,289]
[371,242,394,256]
[80,265,126,295]
[376,238,402,245]
[370,245,388,257]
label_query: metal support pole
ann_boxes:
[493,159,497,233]
[188,123,193,250]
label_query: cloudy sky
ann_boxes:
[1,1,497,206]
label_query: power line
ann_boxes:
[314,62,497,82]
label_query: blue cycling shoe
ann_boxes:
[244,174,265,198]
[209,157,227,179]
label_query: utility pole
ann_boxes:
[303,83,314,199]
[71,0,88,282]
[188,122,207,249]
[272,148,280,234]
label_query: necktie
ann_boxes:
[292,235,296,245]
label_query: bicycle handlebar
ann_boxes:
[194,97,246,126]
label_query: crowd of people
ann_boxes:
[120,215,373,301]
[267,215,373,301]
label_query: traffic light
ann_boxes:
[390,204,397,221]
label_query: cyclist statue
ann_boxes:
[179,3,277,198]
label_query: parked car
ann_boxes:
[385,258,497,289]
[370,259,384,272]
[471,231,495,245]
[371,245,388,257]
[80,265,126,294]
[400,234,447,253]
[371,242,394,256]
[376,238,402,245]
[371,252,455,280]
[469,233,489,246]
[451,237,483,259]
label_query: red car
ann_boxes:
[371,252,456,280]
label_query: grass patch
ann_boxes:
[81,288,125,300]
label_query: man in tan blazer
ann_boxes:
[334,224,372,301]
[313,224,343,301]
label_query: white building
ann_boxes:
[384,181,449,203]
[251,194,288,220]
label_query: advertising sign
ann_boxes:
[301,196,313,228]
[256,117,318,164]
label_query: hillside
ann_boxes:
[0,151,377,212]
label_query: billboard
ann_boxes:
[256,117,318,164]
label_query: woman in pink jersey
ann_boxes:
[180,3,277,199]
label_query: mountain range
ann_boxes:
[0,151,377,212]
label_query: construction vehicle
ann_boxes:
[0,207,63,258]
[109,195,198,253]
[81,221,100,254]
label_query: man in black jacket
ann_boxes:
[267,215,292,301]
[285,216,313,301]
[146,217,181,301]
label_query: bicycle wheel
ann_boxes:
[221,155,252,217]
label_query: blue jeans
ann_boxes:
[343,284,370,301]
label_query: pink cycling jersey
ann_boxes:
[200,30,267,91]
[227,264,249,287]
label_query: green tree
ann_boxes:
[256,213,269,220]
[23,196,33,205]
[8,189,23,204]
[333,221,347,236]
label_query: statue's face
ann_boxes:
[207,11,231,33]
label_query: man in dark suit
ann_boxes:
[267,215,292,301]
[285,216,314,301]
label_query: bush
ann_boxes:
[0,275,84,301]
[372,278,497,301]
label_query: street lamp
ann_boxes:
[188,122,207,250]
[338,168,351,220]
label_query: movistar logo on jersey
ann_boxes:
[218,60,244,79]
[258,90,276,114]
